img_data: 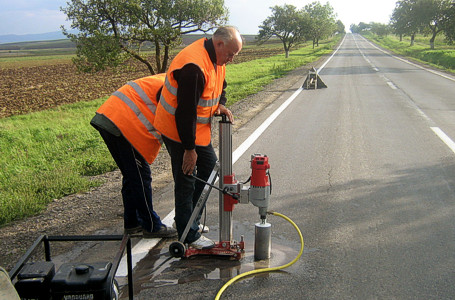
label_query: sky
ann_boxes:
[0,0,397,36]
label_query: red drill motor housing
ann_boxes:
[250,154,271,219]
[251,155,270,187]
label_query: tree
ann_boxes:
[370,22,391,37]
[414,0,452,49]
[357,22,371,32]
[391,0,420,44]
[61,0,228,74]
[336,20,346,34]
[391,0,452,49]
[304,1,337,48]
[257,4,309,58]
[349,24,360,33]
[442,1,455,43]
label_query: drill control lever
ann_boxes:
[191,174,239,200]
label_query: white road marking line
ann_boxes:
[431,127,455,155]
[319,34,345,71]
[353,35,379,72]
[386,81,397,89]
[116,212,175,277]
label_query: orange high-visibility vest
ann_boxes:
[154,38,225,146]
[96,73,165,164]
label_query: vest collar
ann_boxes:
[204,38,217,67]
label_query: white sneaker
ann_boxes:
[198,224,210,233]
[189,235,215,249]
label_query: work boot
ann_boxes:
[143,225,177,238]
[124,225,142,235]
[189,235,215,249]
[198,224,210,233]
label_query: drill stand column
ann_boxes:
[219,114,234,243]
[169,115,245,260]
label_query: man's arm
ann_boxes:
[215,79,234,123]
[174,64,205,175]
[219,80,227,106]
[174,64,205,150]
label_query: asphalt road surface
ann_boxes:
[122,33,455,299]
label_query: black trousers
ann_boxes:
[162,135,217,243]
[96,127,163,232]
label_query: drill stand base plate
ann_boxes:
[184,240,245,260]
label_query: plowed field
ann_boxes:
[0,47,283,118]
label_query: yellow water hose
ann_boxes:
[215,211,304,300]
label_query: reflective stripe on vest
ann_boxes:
[112,90,162,142]
[127,81,157,115]
[96,73,165,164]
[159,77,219,125]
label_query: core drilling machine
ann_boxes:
[169,115,272,260]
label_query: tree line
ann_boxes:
[350,0,455,49]
[61,0,343,75]
[256,2,344,58]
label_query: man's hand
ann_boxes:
[182,149,197,175]
[216,104,234,124]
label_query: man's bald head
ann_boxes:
[212,26,243,66]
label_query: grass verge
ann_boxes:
[0,35,341,226]
[0,99,116,225]
[363,32,455,73]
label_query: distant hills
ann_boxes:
[0,31,258,47]
[0,31,69,44]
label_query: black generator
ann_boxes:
[15,261,55,300]
[51,261,118,300]
[9,234,134,300]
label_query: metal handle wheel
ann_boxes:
[169,241,186,258]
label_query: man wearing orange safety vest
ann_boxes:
[154,26,242,249]
[91,73,177,238]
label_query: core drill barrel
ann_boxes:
[254,221,271,260]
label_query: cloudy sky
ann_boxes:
[0,0,397,36]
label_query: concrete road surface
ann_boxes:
[124,33,455,299]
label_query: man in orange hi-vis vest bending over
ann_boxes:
[154,26,242,249]
[91,73,177,238]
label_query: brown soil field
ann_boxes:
[0,47,284,119]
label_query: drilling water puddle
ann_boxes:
[117,231,301,299]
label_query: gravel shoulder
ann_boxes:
[0,65,311,272]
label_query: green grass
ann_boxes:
[0,98,117,225]
[363,32,455,72]
[0,35,341,226]
[0,53,75,64]
[0,39,76,59]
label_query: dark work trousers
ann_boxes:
[96,127,164,232]
[162,136,217,243]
